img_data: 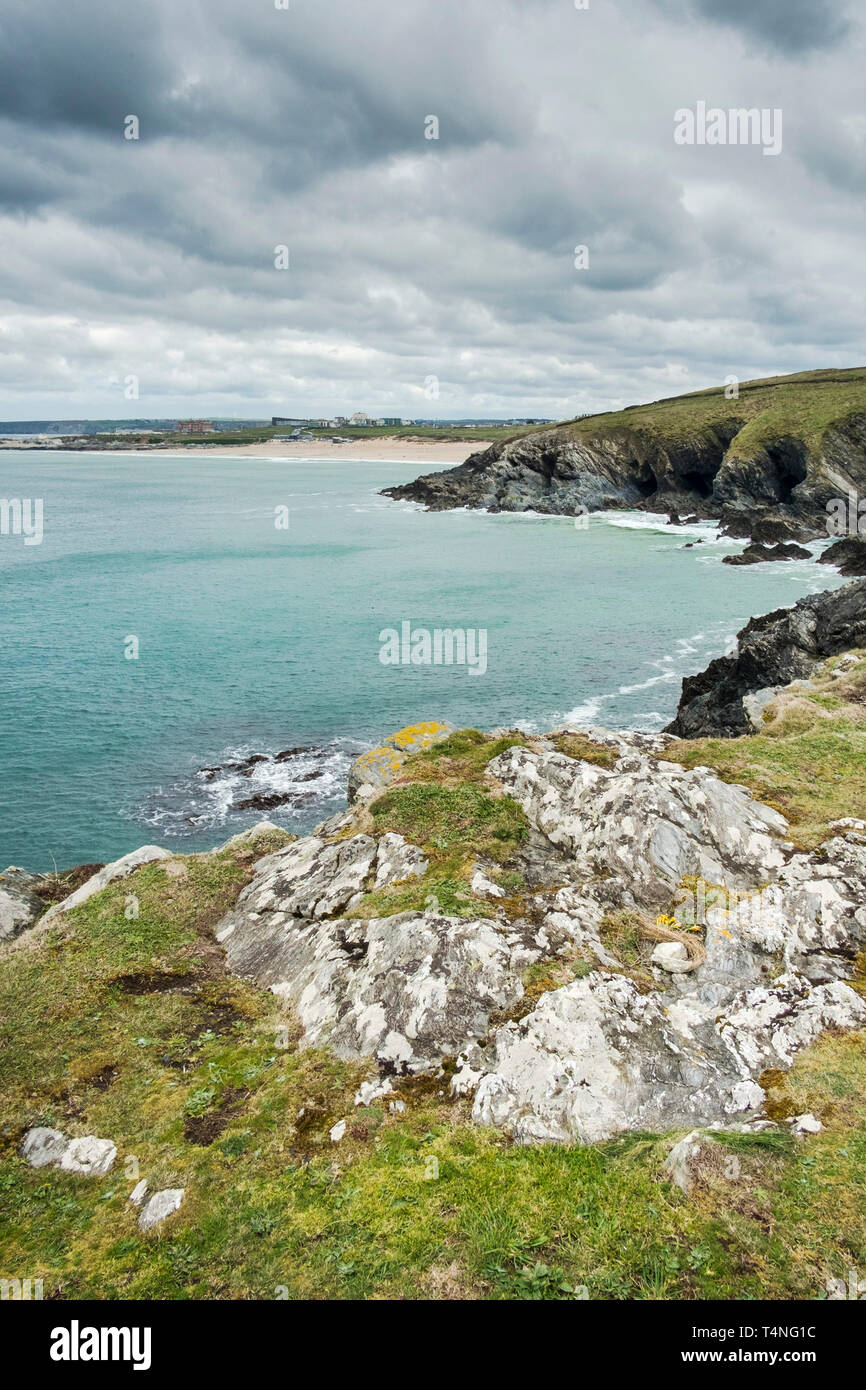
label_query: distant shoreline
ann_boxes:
[1,437,493,464]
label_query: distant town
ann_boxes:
[0,413,554,449]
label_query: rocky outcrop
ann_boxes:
[382,375,866,534]
[463,969,864,1145]
[666,578,866,737]
[819,536,866,576]
[0,868,47,942]
[216,830,520,1069]
[449,747,866,1144]
[383,424,744,518]
[347,722,454,802]
[486,743,789,908]
[208,721,866,1144]
[722,541,812,566]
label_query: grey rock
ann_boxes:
[0,871,46,942]
[21,1127,68,1168]
[59,1137,117,1177]
[138,1188,184,1231]
[662,1130,707,1194]
[218,821,286,852]
[346,722,455,803]
[790,1112,822,1135]
[487,744,788,908]
[217,834,378,931]
[373,833,428,890]
[652,940,691,973]
[225,906,522,1071]
[464,968,865,1145]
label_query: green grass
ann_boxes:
[368,782,527,863]
[399,727,528,785]
[556,365,866,460]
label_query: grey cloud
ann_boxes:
[0,0,861,420]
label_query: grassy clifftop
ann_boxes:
[2,671,865,1300]
[560,367,866,459]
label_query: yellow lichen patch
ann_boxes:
[385,721,453,752]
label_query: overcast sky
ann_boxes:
[0,0,863,421]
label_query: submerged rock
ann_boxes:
[722,541,812,566]
[818,536,866,576]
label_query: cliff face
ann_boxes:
[665,577,866,737]
[384,369,866,538]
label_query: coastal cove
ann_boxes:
[0,450,845,870]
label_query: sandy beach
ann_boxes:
[121,437,494,463]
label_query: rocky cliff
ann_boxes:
[666,577,866,737]
[384,368,866,540]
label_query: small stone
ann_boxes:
[651,940,691,973]
[139,1188,185,1232]
[59,1137,117,1177]
[471,869,506,899]
[389,1099,406,1114]
[354,1079,393,1107]
[128,1179,149,1206]
[330,1120,347,1143]
[662,1130,705,1194]
[21,1127,67,1168]
[790,1112,822,1135]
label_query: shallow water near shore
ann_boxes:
[0,450,844,870]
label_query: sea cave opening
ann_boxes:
[765,440,809,504]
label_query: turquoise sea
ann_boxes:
[0,450,843,871]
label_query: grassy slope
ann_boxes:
[557,366,866,460]
[1,708,865,1301]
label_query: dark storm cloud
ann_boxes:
[691,0,851,55]
[0,0,862,419]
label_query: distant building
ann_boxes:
[176,419,215,434]
[349,412,370,425]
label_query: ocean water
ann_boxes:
[0,450,843,871]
